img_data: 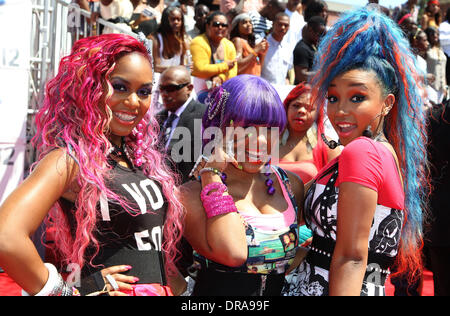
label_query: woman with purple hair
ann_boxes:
[181,74,306,296]
[0,34,186,296]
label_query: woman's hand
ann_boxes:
[255,39,268,55]
[204,140,239,173]
[285,247,309,275]
[226,59,236,69]
[211,75,223,88]
[189,138,239,183]
[100,265,139,296]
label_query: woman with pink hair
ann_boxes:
[0,34,186,296]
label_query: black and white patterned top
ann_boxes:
[283,137,405,296]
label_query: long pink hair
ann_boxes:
[33,34,184,276]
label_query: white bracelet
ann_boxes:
[188,154,209,178]
[105,274,119,291]
[38,263,64,296]
[22,263,66,296]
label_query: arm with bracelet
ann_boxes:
[181,145,248,267]
[0,34,183,297]
[0,150,80,296]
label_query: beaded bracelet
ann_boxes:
[198,167,222,180]
[200,182,237,219]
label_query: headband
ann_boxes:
[137,32,153,61]
[413,28,422,40]
[398,13,412,26]
[231,13,252,31]
[428,0,439,6]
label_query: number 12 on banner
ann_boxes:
[0,48,20,68]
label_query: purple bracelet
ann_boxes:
[201,182,237,219]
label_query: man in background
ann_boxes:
[261,12,292,85]
[156,66,206,282]
[248,0,286,42]
[293,15,326,84]
[157,66,206,184]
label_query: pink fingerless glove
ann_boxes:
[200,182,237,219]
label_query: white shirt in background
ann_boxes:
[261,34,293,85]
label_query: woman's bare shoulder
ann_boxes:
[179,180,202,205]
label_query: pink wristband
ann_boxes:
[201,182,237,218]
[200,182,227,201]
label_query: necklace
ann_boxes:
[106,123,145,170]
[107,138,136,170]
[221,162,275,196]
[109,141,125,158]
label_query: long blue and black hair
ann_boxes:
[311,7,429,279]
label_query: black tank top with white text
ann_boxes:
[59,161,168,283]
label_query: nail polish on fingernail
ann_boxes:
[133,277,140,283]
[125,265,132,270]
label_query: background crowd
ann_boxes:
[75,0,450,107]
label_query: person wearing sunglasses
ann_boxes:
[190,11,237,93]
[157,65,206,184]
[156,66,206,292]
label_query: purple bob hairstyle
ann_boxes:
[202,75,287,142]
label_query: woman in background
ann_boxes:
[425,26,447,103]
[230,13,268,76]
[279,82,340,185]
[150,6,190,73]
[190,11,237,92]
[421,0,441,30]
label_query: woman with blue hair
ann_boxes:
[283,7,429,296]
[180,74,306,296]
